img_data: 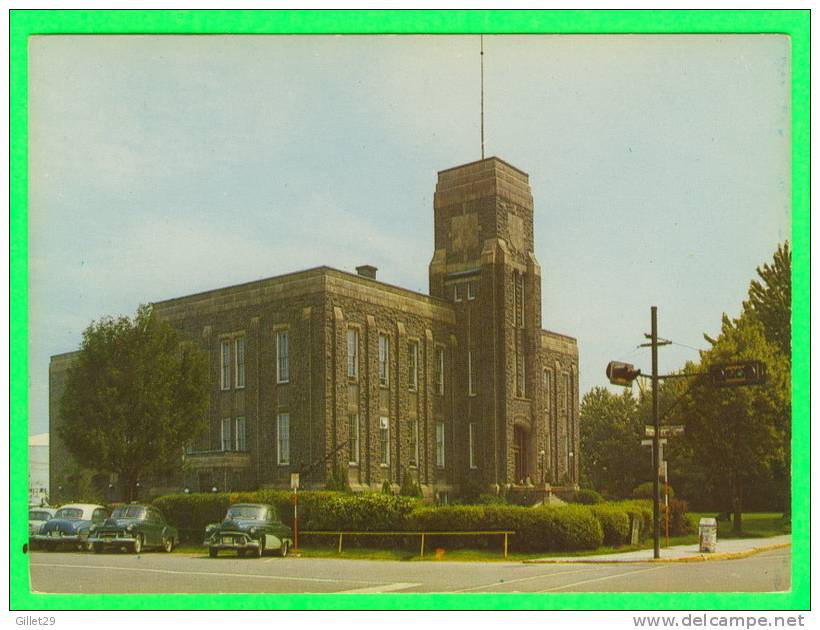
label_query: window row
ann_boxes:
[347,328,446,395]
[219,330,290,390]
[345,415,447,469]
[452,280,477,302]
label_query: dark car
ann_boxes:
[204,503,292,558]
[87,504,178,554]
[31,503,110,551]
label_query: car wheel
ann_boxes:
[208,547,218,558]
[132,535,143,554]
[93,543,104,554]
[162,537,174,553]
[279,540,289,558]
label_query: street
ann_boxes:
[28,548,790,594]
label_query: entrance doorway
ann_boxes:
[513,425,529,483]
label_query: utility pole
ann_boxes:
[651,306,660,559]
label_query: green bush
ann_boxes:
[632,482,674,500]
[572,489,604,504]
[664,497,694,536]
[325,466,351,492]
[619,500,653,541]
[590,503,630,546]
[310,492,417,531]
[400,471,423,498]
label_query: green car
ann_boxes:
[204,503,293,558]
[88,504,178,554]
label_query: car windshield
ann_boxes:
[54,508,84,520]
[111,506,147,519]
[226,506,266,520]
[29,510,52,521]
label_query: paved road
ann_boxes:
[28,548,790,594]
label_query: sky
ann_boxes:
[28,34,791,439]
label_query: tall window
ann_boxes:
[514,272,525,328]
[221,418,232,451]
[467,281,476,300]
[277,413,290,465]
[276,330,289,383]
[435,348,445,395]
[409,418,419,466]
[408,341,419,391]
[516,353,526,397]
[468,350,476,396]
[453,283,464,302]
[378,334,390,387]
[562,373,569,413]
[347,328,359,379]
[220,340,231,390]
[468,422,478,469]
[379,417,390,465]
[544,369,553,411]
[348,413,359,465]
[235,337,245,389]
[435,422,445,468]
[235,417,246,451]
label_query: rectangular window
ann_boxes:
[467,281,476,300]
[408,341,419,391]
[347,328,359,379]
[515,273,525,328]
[220,340,231,390]
[277,413,290,465]
[378,334,390,387]
[562,373,569,413]
[435,348,445,395]
[348,414,359,465]
[409,418,419,466]
[435,422,445,468]
[516,353,526,397]
[544,369,553,412]
[235,417,246,451]
[276,330,289,383]
[454,284,464,302]
[469,422,478,469]
[379,417,390,465]
[235,337,245,389]
[468,350,476,396]
[221,418,232,451]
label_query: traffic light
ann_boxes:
[605,361,641,386]
[709,360,767,387]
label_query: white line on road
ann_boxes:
[537,564,668,592]
[338,582,422,594]
[29,561,384,586]
[451,565,612,593]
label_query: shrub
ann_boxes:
[619,500,653,541]
[664,497,694,536]
[632,482,674,500]
[572,489,604,505]
[381,480,393,495]
[590,503,630,546]
[310,493,417,532]
[325,466,351,492]
[400,471,423,498]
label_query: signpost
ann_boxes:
[645,425,685,438]
[291,472,300,552]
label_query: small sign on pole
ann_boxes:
[645,425,685,438]
[290,472,300,490]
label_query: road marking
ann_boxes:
[29,561,383,586]
[338,582,421,594]
[537,564,667,592]
[451,565,612,593]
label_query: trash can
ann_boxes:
[698,517,717,553]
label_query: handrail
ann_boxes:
[300,530,515,558]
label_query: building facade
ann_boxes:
[49,157,580,502]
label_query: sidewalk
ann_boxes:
[526,534,791,564]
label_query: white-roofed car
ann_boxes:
[30,504,110,551]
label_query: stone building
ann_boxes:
[49,157,580,502]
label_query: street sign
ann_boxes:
[645,425,685,437]
[641,438,668,447]
[709,361,766,387]
[290,472,300,490]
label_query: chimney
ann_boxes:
[356,265,378,280]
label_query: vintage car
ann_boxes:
[204,503,292,558]
[28,506,56,550]
[31,503,110,551]
[88,503,178,554]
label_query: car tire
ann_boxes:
[162,537,174,553]
[279,540,289,558]
[132,535,143,554]
[93,543,104,554]
[208,547,218,558]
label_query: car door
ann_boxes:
[145,508,163,547]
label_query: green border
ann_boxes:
[10,9,809,611]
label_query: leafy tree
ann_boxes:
[676,316,789,532]
[59,305,209,501]
[579,387,646,498]
[741,241,791,361]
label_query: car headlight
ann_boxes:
[126,524,135,532]
[249,527,257,535]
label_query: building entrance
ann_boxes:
[513,426,529,484]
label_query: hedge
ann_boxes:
[590,504,630,546]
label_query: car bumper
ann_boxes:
[205,533,260,550]
[88,534,136,545]
[31,534,84,543]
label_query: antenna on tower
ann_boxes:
[480,34,485,160]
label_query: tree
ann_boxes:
[677,316,789,532]
[741,241,791,361]
[59,304,209,501]
[579,387,646,498]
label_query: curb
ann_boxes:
[523,542,790,564]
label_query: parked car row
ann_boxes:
[29,502,293,559]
